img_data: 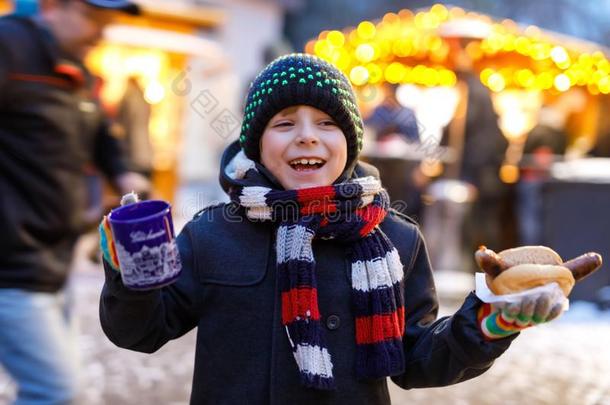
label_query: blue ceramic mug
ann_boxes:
[108,200,182,290]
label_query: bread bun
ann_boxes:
[488,264,575,296]
[498,246,563,267]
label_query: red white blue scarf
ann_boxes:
[228,152,406,390]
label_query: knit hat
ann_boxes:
[239,53,364,171]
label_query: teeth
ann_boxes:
[290,158,324,166]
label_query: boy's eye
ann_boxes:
[319,120,337,126]
[273,121,293,127]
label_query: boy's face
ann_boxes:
[260,105,348,190]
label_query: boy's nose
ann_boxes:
[296,125,319,146]
[298,134,319,145]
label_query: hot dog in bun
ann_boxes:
[475,245,603,296]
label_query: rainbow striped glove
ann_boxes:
[98,192,141,272]
[477,292,564,340]
[99,216,120,272]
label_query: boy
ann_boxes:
[100,54,561,404]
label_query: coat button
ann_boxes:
[326,315,340,330]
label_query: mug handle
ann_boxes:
[164,215,174,240]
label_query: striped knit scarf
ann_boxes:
[228,153,406,390]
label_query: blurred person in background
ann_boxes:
[0,0,149,403]
[364,84,424,219]
[114,76,154,180]
[365,83,420,144]
[517,90,586,245]
[592,130,610,157]
[591,95,610,158]
[443,37,510,252]
[458,70,510,251]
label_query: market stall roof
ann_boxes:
[0,0,225,29]
[438,12,610,54]
[134,0,225,29]
[306,3,610,95]
[103,25,224,59]
[0,0,226,58]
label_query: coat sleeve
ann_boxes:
[0,33,11,93]
[99,222,200,353]
[391,228,517,389]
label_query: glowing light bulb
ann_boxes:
[327,30,345,47]
[144,81,165,104]
[366,63,383,84]
[551,46,569,65]
[385,62,405,84]
[355,43,375,63]
[487,73,506,92]
[357,21,376,39]
[349,66,369,86]
[480,68,495,84]
[500,164,519,184]
[554,74,571,92]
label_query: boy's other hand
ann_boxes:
[477,289,564,340]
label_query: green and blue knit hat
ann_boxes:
[239,53,364,170]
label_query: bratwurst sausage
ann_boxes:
[561,252,603,282]
[475,246,509,277]
[476,246,603,283]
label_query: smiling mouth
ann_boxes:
[288,158,327,172]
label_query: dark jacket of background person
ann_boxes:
[0,16,126,292]
[592,132,610,157]
[99,142,514,405]
[365,101,420,144]
[459,74,508,200]
[115,77,153,177]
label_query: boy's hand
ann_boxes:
[478,290,564,340]
[99,216,120,272]
[98,192,141,272]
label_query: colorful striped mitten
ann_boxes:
[99,216,120,272]
[477,293,564,340]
